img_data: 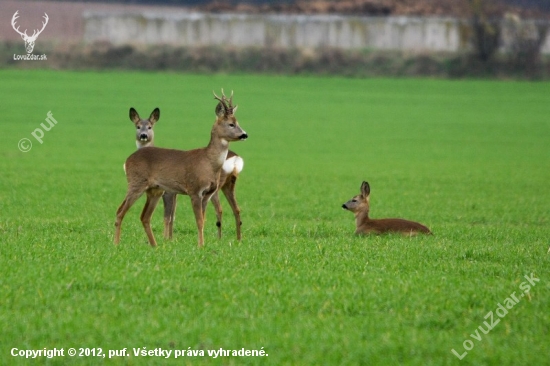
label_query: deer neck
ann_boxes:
[206,130,229,169]
[355,209,371,228]
[136,140,154,149]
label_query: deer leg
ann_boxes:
[168,194,177,239]
[210,191,223,239]
[221,176,242,240]
[162,193,177,239]
[190,195,206,247]
[140,189,163,247]
[114,190,144,245]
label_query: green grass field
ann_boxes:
[1,69,549,365]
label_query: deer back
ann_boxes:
[357,218,431,235]
[124,147,219,195]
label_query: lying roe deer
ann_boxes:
[342,181,431,236]
[115,90,247,247]
[129,107,178,239]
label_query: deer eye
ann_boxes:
[352,199,357,202]
[148,126,151,130]
[229,123,235,128]
[136,126,140,130]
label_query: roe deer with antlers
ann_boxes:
[129,106,245,241]
[167,92,245,240]
[11,11,49,54]
[342,181,431,236]
[115,91,247,247]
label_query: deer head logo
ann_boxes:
[11,11,49,54]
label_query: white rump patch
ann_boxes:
[222,156,244,174]
[234,156,244,174]
[223,156,236,174]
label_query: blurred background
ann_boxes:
[1,0,550,78]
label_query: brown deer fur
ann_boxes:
[115,91,247,247]
[129,107,245,241]
[129,107,179,240]
[342,181,431,236]
[210,150,244,240]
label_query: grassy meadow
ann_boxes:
[1,69,549,365]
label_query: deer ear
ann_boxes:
[215,103,226,118]
[360,181,370,198]
[129,108,140,123]
[149,108,160,124]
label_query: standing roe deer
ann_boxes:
[129,104,245,241]
[342,181,431,236]
[115,91,247,247]
[129,106,178,239]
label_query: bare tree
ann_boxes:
[468,0,502,62]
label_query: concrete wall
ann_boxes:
[83,11,550,54]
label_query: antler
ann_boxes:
[212,89,236,114]
[223,88,234,106]
[30,13,49,40]
[11,11,28,38]
[213,90,227,107]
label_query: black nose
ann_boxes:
[342,204,347,209]
[140,134,148,139]
[239,133,248,140]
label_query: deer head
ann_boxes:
[11,11,49,54]
[342,181,371,215]
[130,107,160,149]
[212,89,247,143]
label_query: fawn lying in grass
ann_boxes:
[342,181,431,236]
